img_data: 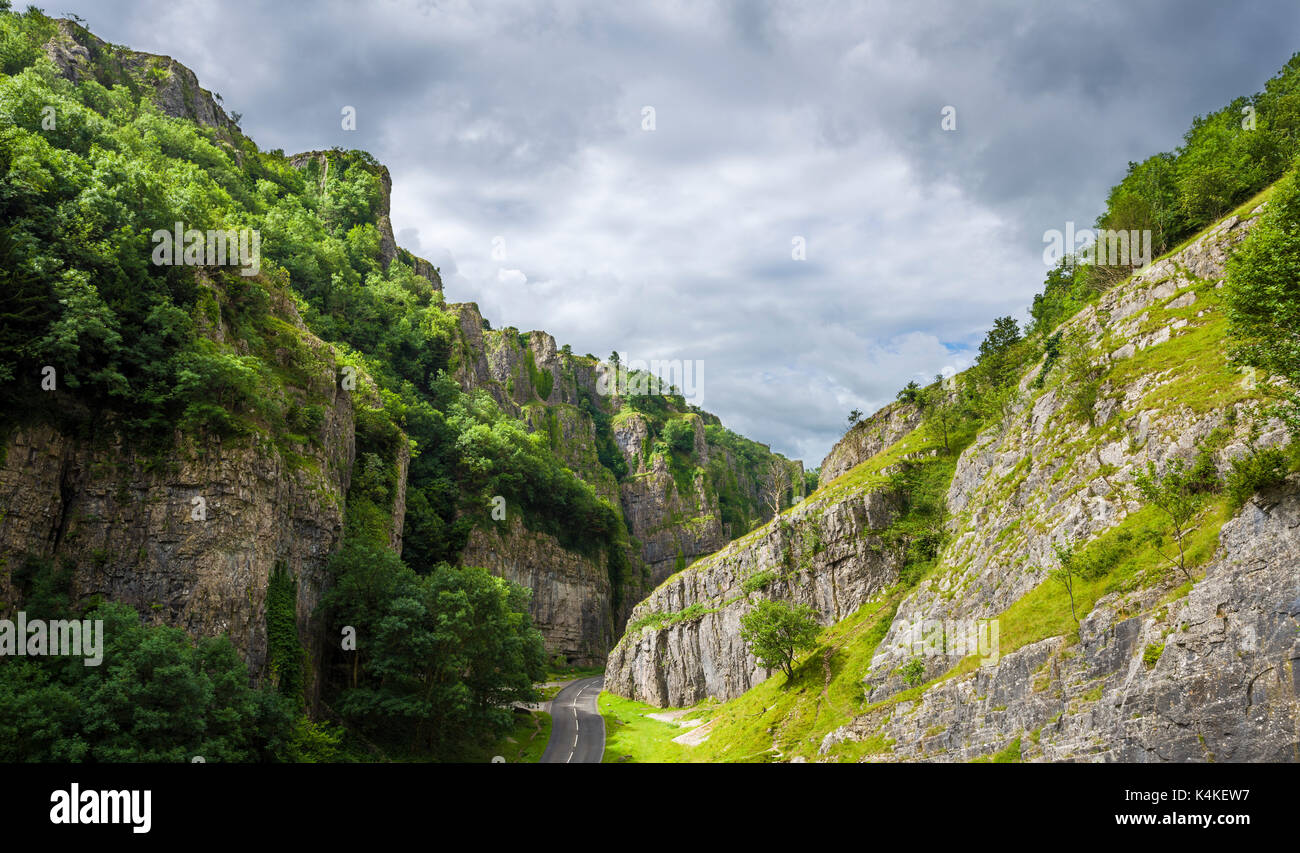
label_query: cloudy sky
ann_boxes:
[61,0,1300,465]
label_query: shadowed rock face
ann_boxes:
[460,515,613,666]
[0,290,357,707]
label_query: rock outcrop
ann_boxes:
[43,19,237,134]
[821,477,1300,762]
[605,485,899,706]
[460,515,614,665]
[819,401,920,488]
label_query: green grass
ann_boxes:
[603,593,902,763]
[971,736,1023,763]
[467,709,552,763]
[810,426,938,507]
[599,693,695,763]
[946,493,1236,673]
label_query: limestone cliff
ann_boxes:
[605,485,899,706]
[818,401,920,488]
[445,300,803,657]
[0,275,364,707]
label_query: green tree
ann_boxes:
[1052,544,1080,628]
[662,417,695,455]
[1132,459,1210,580]
[920,378,962,454]
[896,380,922,405]
[739,599,820,681]
[1225,167,1300,433]
[322,543,546,756]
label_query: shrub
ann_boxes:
[1226,445,1291,508]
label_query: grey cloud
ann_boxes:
[59,0,1300,464]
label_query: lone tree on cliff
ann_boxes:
[739,599,820,682]
[763,458,791,516]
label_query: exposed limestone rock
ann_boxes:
[44,19,236,134]
[819,402,920,488]
[822,478,1300,763]
[0,296,356,707]
[605,486,900,706]
[459,515,613,665]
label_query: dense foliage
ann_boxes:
[1225,168,1300,432]
[320,542,546,758]
[738,599,821,681]
[0,556,296,762]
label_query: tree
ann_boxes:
[739,599,820,681]
[1052,544,1080,628]
[975,315,1024,388]
[896,381,922,405]
[763,458,791,516]
[322,543,546,756]
[1225,167,1300,433]
[662,417,695,455]
[920,378,962,454]
[1133,459,1205,580]
[1057,327,1102,425]
[847,409,863,426]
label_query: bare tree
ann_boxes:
[764,459,791,517]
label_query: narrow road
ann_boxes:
[539,676,605,763]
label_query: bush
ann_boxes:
[662,417,695,455]
[898,656,926,688]
[1226,445,1291,508]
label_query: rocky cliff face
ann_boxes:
[445,300,800,658]
[460,515,614,665]
[819,402,920,488]
[0,279,359,707]
[43,19,237,135]
[605,203,1300,762]
[605,483,900,706]
[821,477,1300,762]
